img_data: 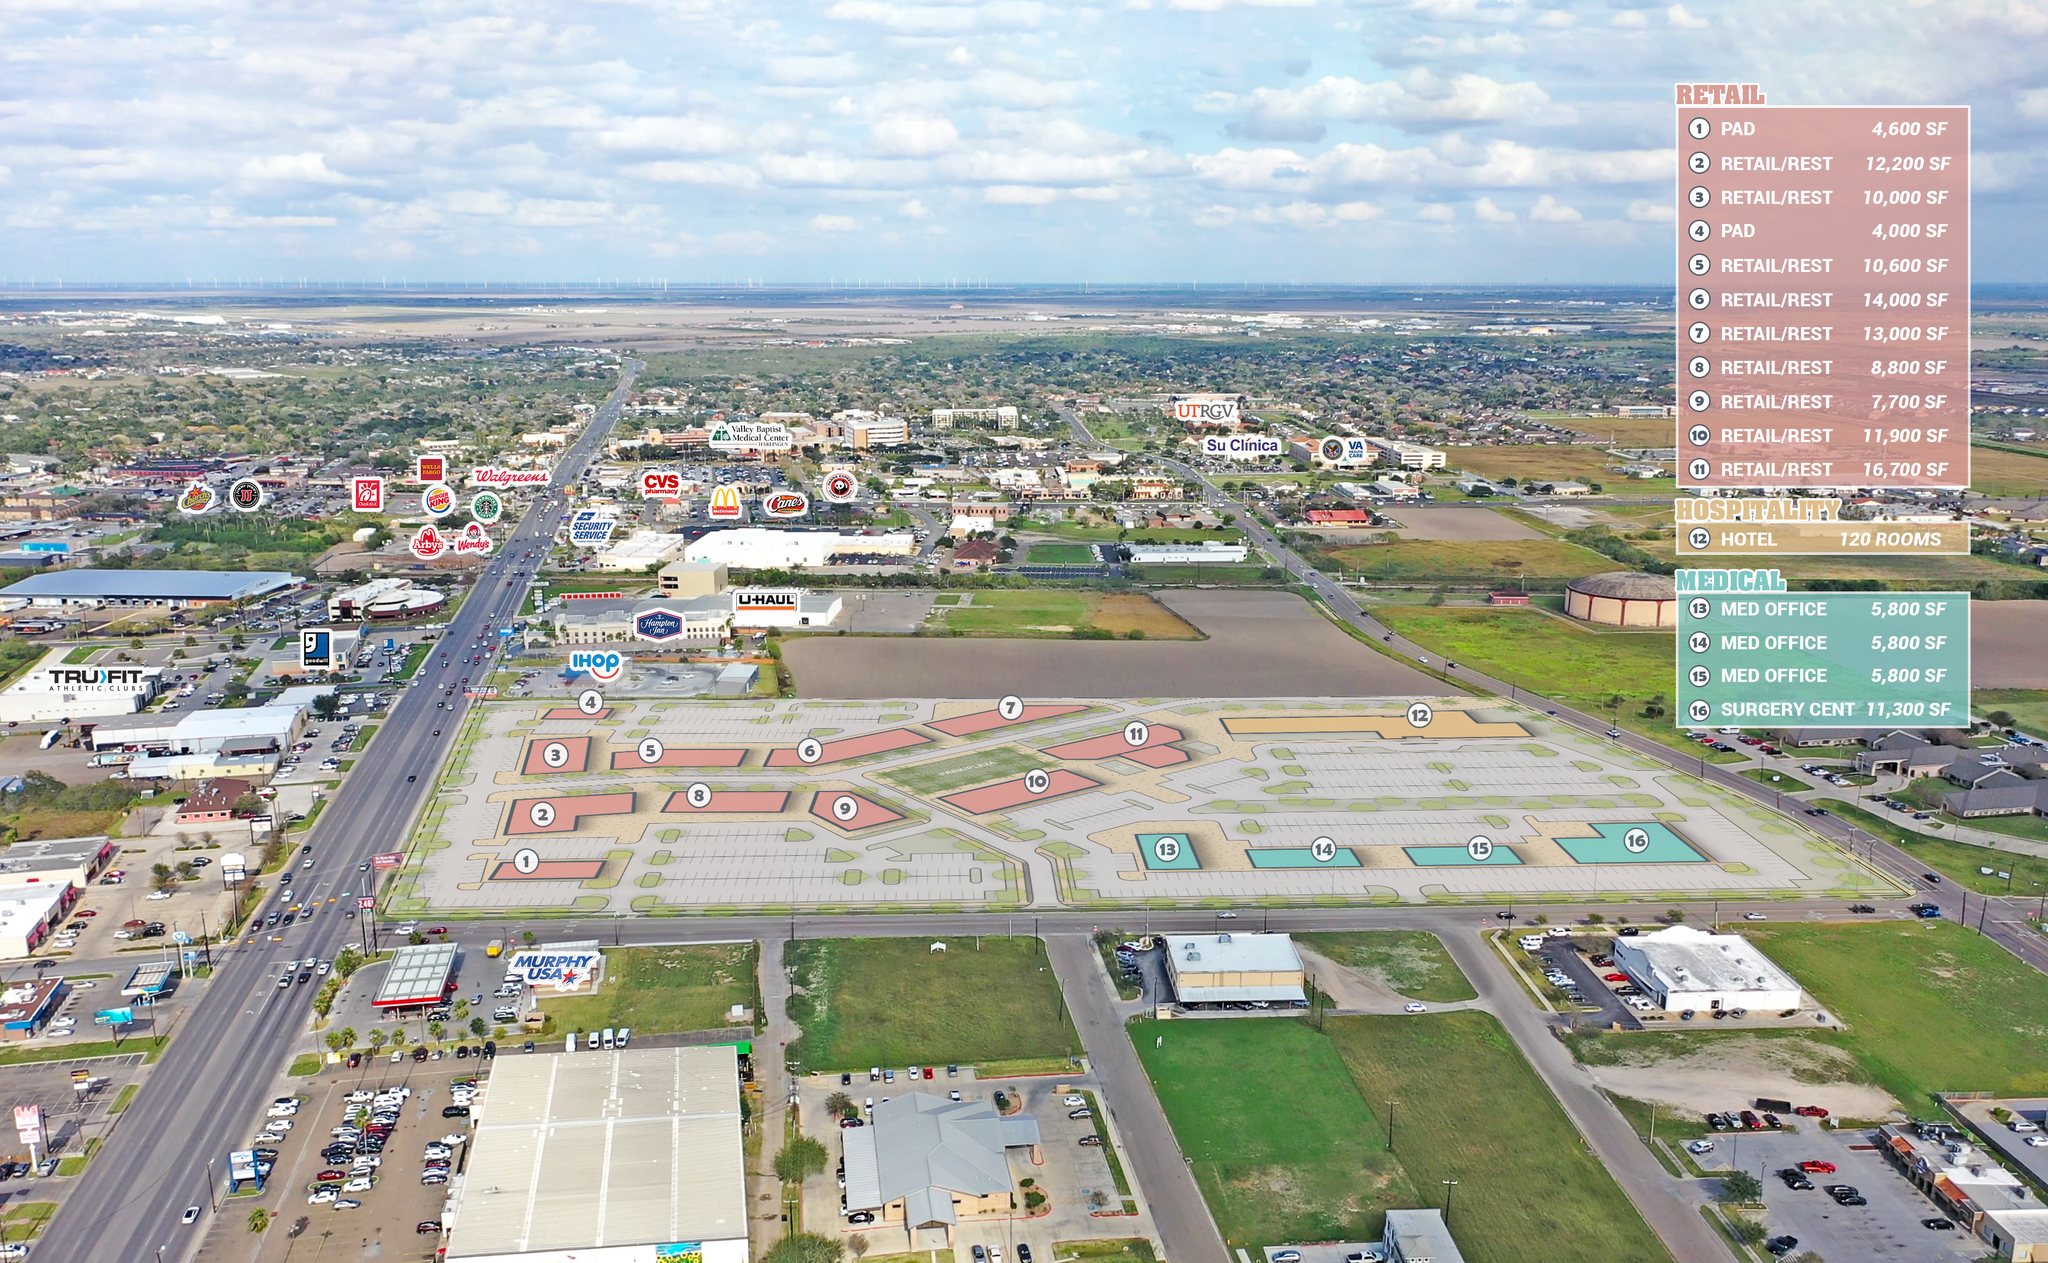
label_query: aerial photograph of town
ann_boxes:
[0,4,2045,1263]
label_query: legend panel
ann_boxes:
[1676,98,1969,491]
[1675,573,1970,729]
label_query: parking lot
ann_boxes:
[1688,1126,1982,1261]
[188,1054,491,1263]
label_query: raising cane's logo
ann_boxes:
[178,482,217,515]
[409,525,446,559]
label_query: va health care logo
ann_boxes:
[570,650,625,681]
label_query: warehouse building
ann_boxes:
[1611,925,1802,1013]
[0,836,117,893]
[841,1093,1041,1239]
[444,1044,748,1263]
[1126,541,1250,565]
[88,704,306,781]
[657,560,729,597]
[0,649,164,725]
[1383,1209,1466,1263]
[594,529,690,572]
[0,889,77,961]
[0,569,298,610]
[1163,933,1306,1007]
[684,528,914,570]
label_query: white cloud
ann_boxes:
[1473,196,1515,222]
[1250,199,1380,227]
[1666,4,1709,28]
[1220,70,1550,141]
[810,213,857,231]
[1417,202,1455,221]
[984,184,1060,204]
[899,197,933,218]
[826,1,1049,34]
[714,230,776,255]
[1193,204,1237,227]
[1626,199,1675,222]
[238,152,352,184]
[1611,10,1649,27]
[1529,194,1580,222]
[870,115,962,157]
[511,199,613,227]
[593,116,743,155]
[1167,0,1315,9]
[2020,87,2048,120]
[1534,10,1574,26]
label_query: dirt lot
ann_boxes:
[1972,601,2048,688]
[784,590,1438,698]
[1372,506,1544,542]
[1575,1036,1899,1120]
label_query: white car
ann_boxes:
[1687,1140,1715,1155]
[1743,912,1768,921]
[2026,1136,2048,1148]
[70,981,94,989]
[1402,1002,1427,1013]
[439,1133,467,1146]
[1062,1094,1086,1107]
[307,1189,338,1206]
[342,1177,374,1193]
[347,1091,375,1103]
[146,891,172,901]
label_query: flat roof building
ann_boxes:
[1611,925,1802,1013]
[595,529,690,572]
[88,704,305,757]
[445,1045,748,1263]
[0,974,67,1031]
[0,569,297,609]
[548,595,733,647]
[658,559,729,598]
[1127,542,1250,565]
[684,528,914,570]
[841,1092,1041,1240]
[374,943,459,1010]
[1384,1208,1467,1263]
[1163,933,1306,1006]
[0,835,116,892]
[0,648,164,725]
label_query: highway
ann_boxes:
[37,360,641,1263]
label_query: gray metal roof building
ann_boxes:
[373,943,459,1009]
[0,569,298,608]
[1384,1208,1467,1263]
[445,1045,748,1263]
[842,1093,1041,1229]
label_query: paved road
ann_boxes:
[1045,934,1228,1263]
[38,361,641,1263]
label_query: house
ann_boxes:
[1941,783,2048,819]
[1305,509,1373,526]
[840,1094,1041,1242]
[950,539,999,568]
[175,777,254,825]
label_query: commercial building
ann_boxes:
[841,1092,1041,1239]
[728,588,843,629]
[548,596,734,646]
[1365,438,1448,470]
[657,560,729,598]
[1127,542,1251,565]
[931,406,1020,429]
[374,943,460,1011]
[1983,1208,2048,1261]
[328,577,446,621]
[1383,1209,1466,1263]
[0,974,68,1031]
[90,704,306,763]
[684,528,913,570]
[1163,933,1306,1006]
[947,503,1012,536]
[1610,925,1802,1013]
[0,569,297,610]
[1564,571,1677,628]
[0,836,116,893]
[174,777,255,825]
[444,1045,748,1263]
[1881,1121,2043,1249]
[712,664,758,696]
[0,648,164,725]
[595,530,690,572]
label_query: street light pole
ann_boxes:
[207,1157,218,1213]
[1386,1102,1398,1152]
[1441,1179,1457,1223]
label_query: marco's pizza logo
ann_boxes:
[178,482,217,515]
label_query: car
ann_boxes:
[1686,1140,1715,1155]
[973,1248,987,1263]
[1923,1218,1954,1230]
[2027,1136,2048,1148]
[1603,972,1630,983]
[1778,1169,1813,1190]
[1847,903,1874,913]
[182,1205,202,1224]
[847,1211,876,1226]
[308,1189,338,1204]
[1273,1253,1302,1263]
[1403,1001,1427,1013]
[1062,1095,1087,1107]
[418,1222,443,1234]
[1214,910,1238,919]
[335,1199,362,1210]
[1067,1107,1092,1119]
[1743,912,1768,921]
[440,1133,467,1145]
[443,1105,470,1118]
[1923,872,1942,884]
[1765,1236,1799,1258]
[1079,1134,1103,1147]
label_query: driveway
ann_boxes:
[1541,941,1644,1031]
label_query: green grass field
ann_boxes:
[1324,539,1618,583]
[1808,797,2048,897]
[539,943,760,1037]
[1132,1018,1413,1247]
[1027,543,1098,564]
[1977,689,2048,738]
[783,938,1074,1071]
[1133,1014,1672,1262]
[941,591,1200,639]
[1569,921,2048,1112]
[879,747,1053,796]
[1296,932,1477,1003]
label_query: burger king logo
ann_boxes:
[409,525,446,559]
[178,482,218,515]
[422,483,455,517]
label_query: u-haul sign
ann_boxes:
[507,949,606,992]
[733,589,799,613]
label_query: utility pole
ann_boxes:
[1386,1101,1398,1152]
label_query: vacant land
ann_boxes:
[1027,543,1098,564]
[1328,1013,1675,1263]
[1970,443,2048,498]
[1323,538,1618,583]
[1810,797,2048,896]
[538,943,760,1037]
[942,591,1200,640]
[1449,444,1619,486]
[1374,506,1543,542]
[783,937,1074,1071]
[1132,1018,1412,1248]
[1978,687,2048,736]
[1296,932,1476,1003]
[880,746,1052,796]
[1568,921,2048,1113]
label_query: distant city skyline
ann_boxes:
[5,0,2043,283]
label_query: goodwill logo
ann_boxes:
[570,650,626,682]
[509,950,605,992]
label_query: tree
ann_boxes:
[763,1233,843,1263]
[312,694,342,720]
[151,862,175,893]
[470,1017,487,1038]
[338,1026,356,1049]
[773,1135,828,1183]
[325,1030,348,1053]
[409,930,426,946]
[232,794,264,818]
[846,1235,870,1263]
[824,1092,853,1118]
[224,680,250,701]
[1718,1170,1763,1205]
[366,1029,386,1051]
[248,1208,270,1233]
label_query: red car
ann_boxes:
[1603,973,1630,983]
[1799,1160,1836,1173]
[426,926,448,935]
[122,919,147,929]
[1793,1105,1830,1118]
[74,910,97,918]
[317,1169,348,1181]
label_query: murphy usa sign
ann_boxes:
[506,944,606,993]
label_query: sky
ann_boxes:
[3,0,2046,284]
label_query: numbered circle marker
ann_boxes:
[1688,597,1710,620]
[1687,151,1710,174]
[528,802,557,828]
[577,689,603,716]
[1310,837,1338,864]
[1687,116,1710,140]
[1687,526,1711,550]
[685,782,713,809]
[1688,698,1712,723]
[797,737,824,765]
[1687,423,1710,447]
[638,737,665,764]
[1687,356,1710,378]
[1687,288,1710,311]
[1687,219,1710,242]
[1688,185,1710,209]
[1687,389,1711,412]
[1687,253,1710,276]
[1406,702,1433,729]
[541,741,569,769]
[1152,836,1181,864]
[997,695,1025,722]
[1688,458,1711,480]
[1466,835,1494,862]
[1123,720,1150,748]
[831,795,860,822]
[513,848,539,874]
[1024,769,1052,795]
[1623,827,1652,854]
[1688,630,1710,654]
[1687,321,1710,344]
[1688,664,1711,688]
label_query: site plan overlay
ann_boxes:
[389,695,1905,916]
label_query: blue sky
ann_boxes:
[3,0,2044,283]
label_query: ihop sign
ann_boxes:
[569,650,626,681]
[508,948,606,992]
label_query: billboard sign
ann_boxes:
[707,484,744,520]
[821,470,859,503]
[93,1007,135,1026]
[371,851,405,870]
[568,510,617,547]
[1199,435,1284,461]
[229,1149,259,1185]
[707,422,794,452]
[300,628,332,672]
[1174,396,1240,427]
[506,948,606,992]
[356,896,377,909]
[733,588,799,615]
[641,469,683,499]
[633,607,689,643]
[569,650,627,681]
[220,851,247,880]
[12,1106,42,1147]
[761,490,809,519]
[351,476,385,512]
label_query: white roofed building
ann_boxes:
[1611,925,1802,1013]
[1163,933,1306,1007]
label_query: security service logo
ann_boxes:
[351,476,385,512]
[228,478,264,512]
[470,490,503,524]
[633,606,688,642]
[421,483,455,517]
[409,525,446,559]
[707,484,743,520]
[822,470,859,503]
[762,490,809,519]
[569,650,626,682]
[177,482,218,515]
[416,455,446,484]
